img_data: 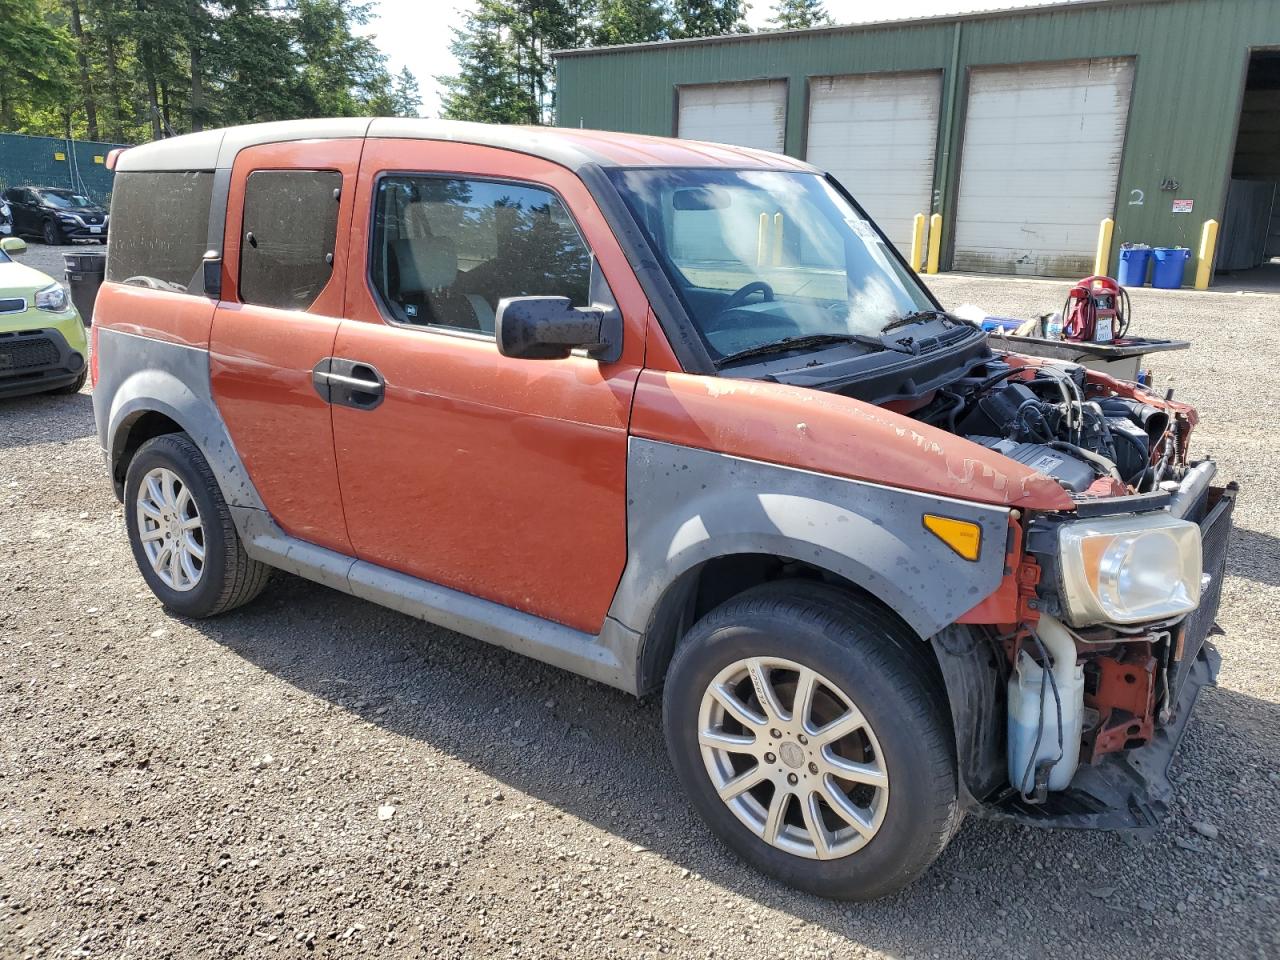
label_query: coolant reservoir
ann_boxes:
[1007,616,1085,795]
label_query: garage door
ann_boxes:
[953,58,1134,276]
[806,71,942,253]
[677,80,787,153]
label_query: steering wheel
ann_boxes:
[720,281,774,312]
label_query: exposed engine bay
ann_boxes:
[908,358,1189,498]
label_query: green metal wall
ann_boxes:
[0,133,129,204]
[556,0,1280,278]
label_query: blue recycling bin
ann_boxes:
[1151,247,1191,289]
[1116,246,1151,287]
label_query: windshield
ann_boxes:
[608,168,933,362]
[40,190,92,209]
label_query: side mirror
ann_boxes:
[202,251,222,299]
[494,258,623,363]
[496,297,609,361]
[1,237,27,256]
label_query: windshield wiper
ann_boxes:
[880,309,951,334]
[714,333,903,369]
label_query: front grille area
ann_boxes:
[1171,483,1238,699]
[0,297,25,314]
[0,334,60,373]
[81,213,103,225]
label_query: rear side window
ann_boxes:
[239,170,342,310]
[106,171,213,293]
[369,175,591,334]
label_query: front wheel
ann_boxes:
[663,583,959,900]
[42,220,63,245]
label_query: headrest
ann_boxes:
[396,235,458,293]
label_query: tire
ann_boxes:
[663,582,958,901]
[124,433,271,618]
[49,370,87,395]
[42,220,63,245]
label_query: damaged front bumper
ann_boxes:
[979,478,1238,833]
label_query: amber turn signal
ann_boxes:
[923,515,982,561]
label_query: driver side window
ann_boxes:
[369,175,592,335]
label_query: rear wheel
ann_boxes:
[42,220,62,245]
[663,583,958,900]
[124,433,271,617]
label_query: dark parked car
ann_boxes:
[1,186,108,244]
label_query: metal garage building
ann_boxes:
[554,0,1280,284]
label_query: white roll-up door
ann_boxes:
[952,58,1134,276]
[677,80,787,153]
[805,71,942,253]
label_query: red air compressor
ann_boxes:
[1062,275,1131,343]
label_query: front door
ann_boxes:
[208,139,363,555]
[331,139,650,634]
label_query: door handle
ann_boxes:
[312,357,385,409]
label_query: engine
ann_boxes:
[912,361,1185,496]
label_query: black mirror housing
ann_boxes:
[496,297,607,361]
[494,259,623,363]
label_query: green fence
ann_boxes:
[0,133,131,204]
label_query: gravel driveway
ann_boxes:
[1,274,1276,959]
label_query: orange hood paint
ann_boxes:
[631,370,1076,512]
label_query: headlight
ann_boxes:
[34,283,69,313]
[58,213,80,223]
[1,203,10,218]
[1057,513,1202,625]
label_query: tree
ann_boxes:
[439,3,537,124]
[767,0,830,30]
[670,0,747,38]
[389,67,421,118]
[0,0,75,132]
[595,0,669,46]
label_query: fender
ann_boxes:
[609,438,1011,642]
[92,327,266,511]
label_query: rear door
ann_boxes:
[208,139,363,555]
[952,58,1135,276]
[330,138,650,633]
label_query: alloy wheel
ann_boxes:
[136,467,205,592]
[697,656,889,860]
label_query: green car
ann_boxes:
[0,237,89,399]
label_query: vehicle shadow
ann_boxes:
[185,572,1279,957]
[0,388,94,448]
[1227,526,1280,589]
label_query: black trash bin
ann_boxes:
[64,251,106,326]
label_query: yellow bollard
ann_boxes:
[909,213,926,272]
[926,213,943,274]
[772,212,784,266]
[1094,217,1114,277]
[1195,219,1219,290]
[756,212,768,267]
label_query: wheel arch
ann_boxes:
[634,549,933,697]
[94,329,265,512]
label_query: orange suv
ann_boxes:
[92,119,1235,899]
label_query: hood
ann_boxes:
[0,259,59,298]
[631,369,1076,511]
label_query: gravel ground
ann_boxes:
[1,272,1277,959]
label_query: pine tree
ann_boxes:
[596,0,670,46]
[440,3,538,124]
[767,0,830,30]
[389,67,422,118]
[670,0,748,38]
